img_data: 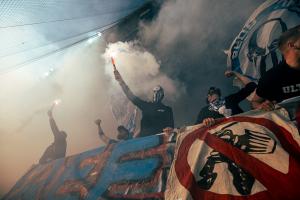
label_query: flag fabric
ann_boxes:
[4,133,176,200]
[166,108,300,200]
[110,91,141,135]
[227,0,300,82]
[4,107,300,199]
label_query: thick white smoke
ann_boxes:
[138,0,263,125]
[102,41,185,101]
[0,39,116,195]
[0,0,263,196]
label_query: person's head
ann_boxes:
[278,25,300,68]
[152,85,164,103]
[207,87,221,103]
[60,131,67,139]
[117,126,132,140]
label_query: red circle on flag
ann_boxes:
[174,116,300,200]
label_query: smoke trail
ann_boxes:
[102,41,185,101]
[137,0,264,124]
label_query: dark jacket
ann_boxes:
[195,82,257,124]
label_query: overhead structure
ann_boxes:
[0,0,153,74]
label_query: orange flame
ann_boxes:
[111,57,117,71]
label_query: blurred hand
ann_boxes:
[203,118,216,127]
[258,100,276,111]
[224,70,235,78]
[94,119,101,126]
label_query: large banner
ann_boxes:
[166,108,300,200]
[4,105,300,199]
[4,133,176,200]
[227,0,300,81]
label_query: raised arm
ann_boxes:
[225,70,257,105]
[226,82,257,105]
[225,70,252,86]
[94,119,113,145]
[47,109,61,138]
[114,70,146,108]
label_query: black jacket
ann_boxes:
[195,82,257,124]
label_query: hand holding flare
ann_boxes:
[111,57,117,71]
[50,99,61,111]
[112,57,122,82]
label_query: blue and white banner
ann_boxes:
[227,0,300,81]
[3,133,176,200]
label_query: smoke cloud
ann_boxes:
[0,39,117,195]
[138,0,263,125]
[0,0,264,196]
[102,41,185,101]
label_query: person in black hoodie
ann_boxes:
[114,69,174,137]
[195,71,257,127]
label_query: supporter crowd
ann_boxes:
[39,25,300,164]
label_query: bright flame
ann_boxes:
[87,38,94,44]
[43,72,50,77]
[41,67,56,79]
[111,57,116,66]
[53,99,61,106]
[109,51,117,58]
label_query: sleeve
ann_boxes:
[195,107,208,125]
[118,77,148,109]
[49,117,61,139]
[225,82,257,105]
[256,73,274,100]
[168,108,174,128]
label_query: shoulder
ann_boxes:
[258,64,285,85]
[261,67,279,80]
[159,103,172,110]
[264,61,288,76]
[135,99,151,109]
[198,105,209,113]
[165,105,173,111]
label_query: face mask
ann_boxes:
[153,86,164,103]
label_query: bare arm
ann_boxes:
[251,91,264,109]
[133,131,140,138]
[94,119,113,145]
[251,90,275,111]
[225,70,252,86]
